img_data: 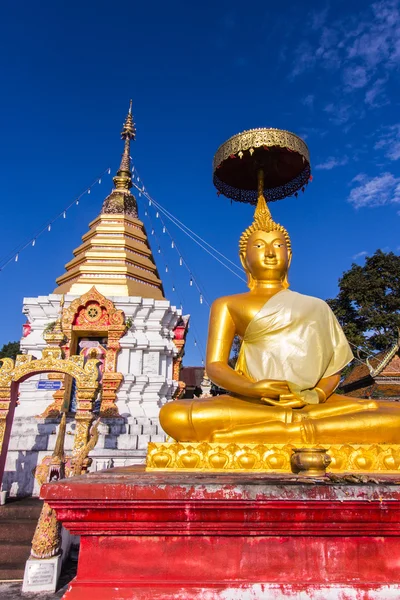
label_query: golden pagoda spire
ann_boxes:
[113,99,136,191]
[53,102,165,299]
[101,101,138,217]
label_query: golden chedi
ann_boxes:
[155,128,400,470]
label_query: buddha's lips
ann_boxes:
[264,260,278,266]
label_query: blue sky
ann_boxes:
[0,0,399,365]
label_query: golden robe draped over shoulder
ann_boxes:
[235,290,354,404]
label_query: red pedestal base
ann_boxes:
[42,467,400,599]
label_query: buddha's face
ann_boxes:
[243,230,289,283]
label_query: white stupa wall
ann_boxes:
[3,292,181,496]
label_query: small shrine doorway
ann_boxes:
[0,351,100,489]
[59,287,126,417]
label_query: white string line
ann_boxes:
[131,163,214,304]
[0,168,111,271]
[131,182,246,284]
[130,164,243,273]
[146,205,209,361]
[151,195,246,285]
[143,196,211,306]
[140,194,211,306]
[143,206,206,362]
[147,193,243,274]
[146,220,208,360]
[140,185,246,283]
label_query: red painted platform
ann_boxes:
[42,466,400,599]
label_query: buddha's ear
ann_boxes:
[239,251,247,271]
[282,250,292,289]
[240,252,254,290]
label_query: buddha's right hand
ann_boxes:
[248,379,290,400]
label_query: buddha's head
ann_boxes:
[239,196,292,290]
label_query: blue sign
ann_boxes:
[37,381,62,390]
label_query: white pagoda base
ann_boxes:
[2,293,182,497]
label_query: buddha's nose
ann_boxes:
[266,245,275,258]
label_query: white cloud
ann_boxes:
[315,156,348,170]
[346,1,400,68]
[290,0,400,108]
[324,103,352,125]
[351,173,368,184]
[343,65,369,90]
[290,41,317,77]
[311,6,329,31]
[302,94,315,109]
[365,78,389,107]
[375,124,400,160]
[315,28,341,69]
[348,172,400,208]
[353,251,368,260]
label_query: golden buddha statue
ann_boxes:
[160,190,400,447]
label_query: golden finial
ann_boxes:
[100,101,139,218]
[254,169,273,223]
[117,100,136,178]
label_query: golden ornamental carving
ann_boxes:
[69,355,85,368]
[14,354,33,367]
[213,127,311,203]
[213,128,309,173]
[41,347,64,361]
[146,442,400,474]
[72,418,100,475]
[0,357,15,387]
[12,355,99,390]
[0,421,6,451]
[31,502,61,559]
[33,458,72,488]
[62,286,125,334]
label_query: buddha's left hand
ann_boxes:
[260,394,306,408]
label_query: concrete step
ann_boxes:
[0,542,31,565]
[0,520,36,543]
[0,564,25,580]
[0,499,42,521]
[7,434,50,451]
[0,499,42,580]
[117,436,139,450]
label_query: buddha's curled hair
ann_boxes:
[239,195,291,290]
[239,195,291,256]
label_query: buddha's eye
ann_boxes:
[274,243,284,248]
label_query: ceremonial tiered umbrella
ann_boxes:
[213,128,311,203]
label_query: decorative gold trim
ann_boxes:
[146,442,400,474]
[213,128,310,172]
[0,353,99,459]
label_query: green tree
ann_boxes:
[327,250,400,353]
[0,341,20,360]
